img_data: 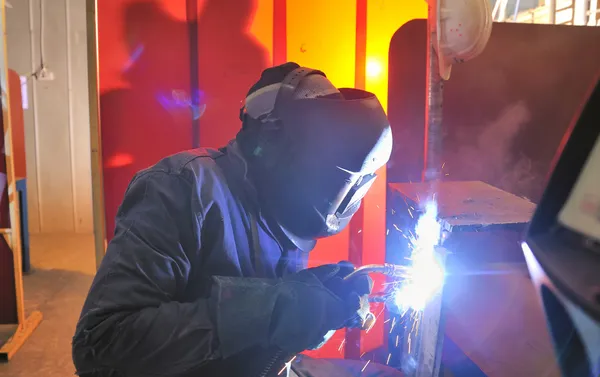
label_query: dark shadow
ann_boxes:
[99,0,268,240]
[0,96,15,324]
[0,238,17,324]
[196,0,269,148]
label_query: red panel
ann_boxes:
[195,0,270,148]
[99,0,193,239]
[99,0,270,239]
[8,70,26,180]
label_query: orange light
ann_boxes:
[366,58,383,79]
[105,153,134,168]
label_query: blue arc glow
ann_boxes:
[393,200,445,312]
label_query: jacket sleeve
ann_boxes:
[72,170,217,376]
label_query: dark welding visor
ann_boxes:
[270,79,393,239]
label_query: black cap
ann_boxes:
[245,62,301,98]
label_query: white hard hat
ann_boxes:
[429,0,493,80]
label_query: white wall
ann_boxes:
[6,0,93,234]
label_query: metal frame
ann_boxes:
[0,0,42,361]
[86,0,106,271]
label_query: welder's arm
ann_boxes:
[71,171,360,376]
[72,171,216,376]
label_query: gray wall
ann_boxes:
[6,0,93,234]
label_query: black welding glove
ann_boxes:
[305,261,374,350]
[210,262,373,358]
[306,261,373,330]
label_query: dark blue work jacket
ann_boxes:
[72,142,310,377]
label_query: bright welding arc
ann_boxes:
[391,200,445,313]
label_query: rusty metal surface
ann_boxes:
[389,181,536,232]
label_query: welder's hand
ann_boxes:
[306,261,373,330]
[210,263,373,357]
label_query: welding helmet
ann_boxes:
[430,0,493,80]
[237,63,393,242]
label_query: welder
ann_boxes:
[72,62,399,377]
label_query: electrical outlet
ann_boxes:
[37,67,55,81]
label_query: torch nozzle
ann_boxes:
[343,263,411,281]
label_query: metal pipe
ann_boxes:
[422,23,444,182]
[86,0,107,270]
[588,0,598,25]
[513,0,523,21]
[573,0,588,25]
[548,0,557,23]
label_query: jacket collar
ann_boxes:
[218,141,316,253]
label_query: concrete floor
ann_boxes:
[0,234,96,377]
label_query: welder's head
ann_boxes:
[236,62,393,243]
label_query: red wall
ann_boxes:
[9,70,26,179]
[98,0,271,237]
[96,0,413,359]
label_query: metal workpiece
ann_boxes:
[387,180,535,376]
[388,181,536,234]
[400,246,448,377]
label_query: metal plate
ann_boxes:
[389,181,536,233]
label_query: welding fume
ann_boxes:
[71,62,433,377]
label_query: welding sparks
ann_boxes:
[361,360,371,372]
[277,356,297,375]
[392,200,445,312]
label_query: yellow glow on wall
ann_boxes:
[366,57,384,80]
[366,0,428,111]
[249,0,274,63]
[286,0,357,89]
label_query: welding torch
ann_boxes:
[343,263,410,331]
[344,263,410,303]
[344,263,411,282]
